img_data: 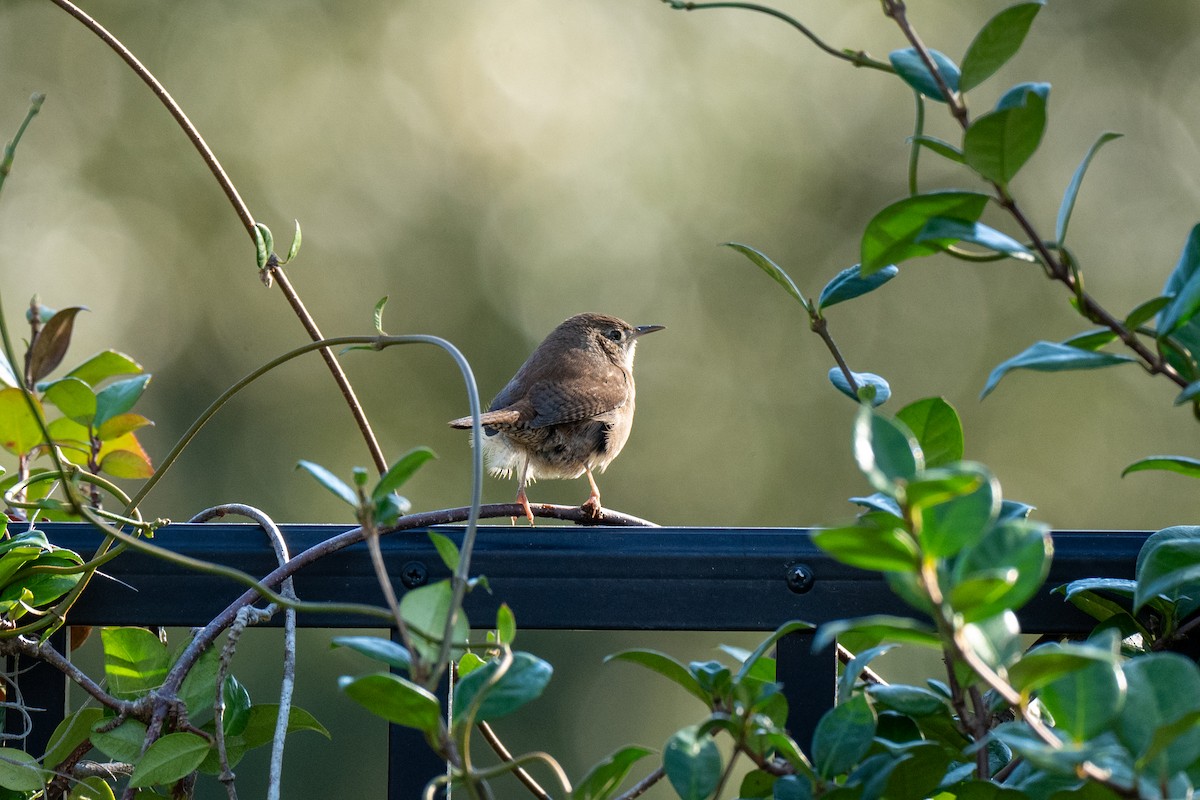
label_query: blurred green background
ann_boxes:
[6,0,1200,795]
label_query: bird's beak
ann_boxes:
[633,324,666,338]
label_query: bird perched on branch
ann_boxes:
[448,312,664,523]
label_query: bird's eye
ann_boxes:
[605,328,624,342]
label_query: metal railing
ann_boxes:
[11,523,1147,798]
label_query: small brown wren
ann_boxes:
[448,312,665,523]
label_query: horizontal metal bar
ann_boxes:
[38,523,1144,632]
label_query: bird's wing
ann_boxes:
[525,367,630,428]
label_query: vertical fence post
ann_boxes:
[388,628,448,800]
[776,630,837,751]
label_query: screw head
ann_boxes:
[786,563,815,594]
[400,561,428,589]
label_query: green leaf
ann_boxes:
[373,296,389,335]
[1037,660,1125,741]
[813,515,918,572]
[817,264,899,310]
[44,707,105,770]
[1056,132,1122,246]
[296,460,358,507]
[860,191,990,274]
[915,217,1035,261]
[914,464,999,558]
[102,627,170,700]
[813,615,941,653]
[1126,296,1171,330]
[573,746,655,800]
[331,635,413,673]
[68,776,116,800]
[735,620,813,684]
[96,412,153,441]
[495,602,516,645]
[452,651,553,727]
[828,368,890,407]
[1175,381,1200,406]
[372,446,436,503]
[222,674,252,736]
[128,731,211,787]
[813,694,876,778]
[427,531,460,572]
[895,397,963,468]
[952,520,1052,620]
[399,579,469,662]
[93,375,151,428]
[1159,225,1200,335]
[867,684,948,717]
[239,703,330,748]
[960,611,1023,671]
[663,725,722,800]
[909,135,964,164]
[0,353,17,388]
[963,83,1049,185]
[981,340,1134,398]
[0,388,45,456]
[90,718,148,763]
[286,219,302,262]
[889,48,960,102]
[43,377,97,425]
[604,649,708,704]
[724,242,810,309]
[1117,653,1200,775]
[1061,328,1118,352]
[66,350,143,388]
[1123,455,1200,479]
[772,775,813,800]
[27,306,87,384]
[853,406,922,495]
[254,222,272,270]
[100,449,155,480]
[959,2,1045,92]
[338,672,441,734]
[1135,526,1200,612]
[178,644,220,719]
[0,749,45,791]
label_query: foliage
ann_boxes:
[3,0,1200,799]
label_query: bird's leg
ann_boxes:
[514,458,535,525]
[580,468,603,520]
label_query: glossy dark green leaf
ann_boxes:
[861,191,990,274]
[980,340,1134,398]
[296,460,358,507]
[1134,526,1200,612]
[813,516,918,572]
[772,774,813,800]
[573,745,655,800]
[1061,328,1118,352]
[26,306,86,384]
[724,242,809,308]
[1056,132,1122,246]
[239,703,329,747]
[372,446,436,503]
[895,397,963,468]
[90,718,148,763]
[128,732,210,787]
[1008,639,1117,695]
[915,464,998,558]
[1160,226,1200,336]
[1037,660,1124,741]
[959,2,1045,92]
[877,741,952,800]
[93,374,151,428]
[813,694,876,778]
[853,406,922,494]
[867,684,948,717]
[178,644,220,719]
[953,520,1052,620]
[605,648,707,703]
[889,48,960,102]
[1117,653,1200,776]
[916,217,1034,260]
[910,135,964,163]
[813,615,941,653]
[828,368,890,407]
[222,674,252,736]
[1125,296,1171,330]
[452,651,552,726]
[905,467,986,513]
[1123,455,1200,479]
[339,672,441,734]
[43,707,105,770]
[963,83,1049,185]
[817,263,899,310]
[663,725,721,800]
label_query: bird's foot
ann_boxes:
[580,494,604,521]
[516,488,536,526]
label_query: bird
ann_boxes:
[448,312,665,524]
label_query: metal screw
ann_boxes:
[786,563,815,594]
[400,561,428,589]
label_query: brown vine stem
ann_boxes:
[46,0,388,476]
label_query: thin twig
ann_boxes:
[614,766,665,800]
[477,722,551,800]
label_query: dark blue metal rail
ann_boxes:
[11,524,1147,798]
